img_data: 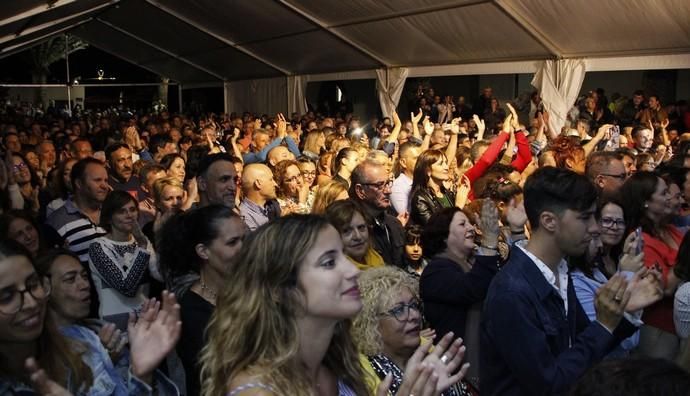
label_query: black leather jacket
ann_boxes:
[410,186,456,226]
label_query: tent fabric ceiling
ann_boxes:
[1,0,689,83]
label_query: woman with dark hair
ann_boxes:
[160,153,186,184]
[297,156,318,190]
[9,152,40,213]
[621,171,682,360]
[419,200,502,384]
[332,147,360,189]
[88,191,161,330]
[409,150,464,226]
[0,210,62,257]
[158,205,245,396]
[0,239,181,395]
[571,196,648,357]
[325,200,384,271]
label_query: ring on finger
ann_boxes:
[440,354,449,364]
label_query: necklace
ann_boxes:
[200,279,218,301]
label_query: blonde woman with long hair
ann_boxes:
[200,215,463,396]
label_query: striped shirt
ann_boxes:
[46,198,106,263]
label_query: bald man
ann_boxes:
[238,163,281,231]
[266,145,294,168]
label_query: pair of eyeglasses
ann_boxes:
[285,175,303,184]
[600,217,625,229]
[380,300,421,322]
[0,275,52,315]
[360,180,393,191]
[301,171,316,177]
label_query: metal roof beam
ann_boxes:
[493,0,562,58]
[0,0,119,46]
[275,0,388,67]
[144,0,291,75]
[0,0,79,29]
[0,18,91,58]
[95,18,224,81]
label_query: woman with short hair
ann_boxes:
[352,266,472,395]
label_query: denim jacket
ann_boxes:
[0,325,179,396]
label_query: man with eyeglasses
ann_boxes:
[585,151,628,198]
[350,159,405,269]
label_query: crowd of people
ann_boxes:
[0,85,690,396]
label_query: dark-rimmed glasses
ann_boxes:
[380,300,421,322]
[0,275,51,315]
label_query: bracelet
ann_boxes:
[510,228,525,234]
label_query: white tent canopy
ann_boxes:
[1,0,689,114]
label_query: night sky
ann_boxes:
[0,45,159,84]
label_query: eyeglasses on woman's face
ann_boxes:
[599,217,625,229]
[0,274,51,315]
[380,300,421,322]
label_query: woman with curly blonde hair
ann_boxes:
[352,266,472,396]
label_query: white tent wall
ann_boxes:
[224,77,287,116]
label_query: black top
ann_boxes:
[177,290,214,396]
[420,255,500,340]
[409,186,456,226]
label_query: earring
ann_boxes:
[644,203,649,208]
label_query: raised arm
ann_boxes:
[463,114,512,184]
[583,124,612,158]
[411,108,423,140]
[444,117,460,166]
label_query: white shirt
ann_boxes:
[391,173,413,215]
[517,243,569,314]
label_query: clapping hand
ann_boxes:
[473,114,486,140]
[506,103,519,130]
[99,322,128,362]
[128,291,181,385]
[595,273,630,332]
[450,117,462,135]
[456,175,471,209]
[625,268,663,312]
[376,332,469,396]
